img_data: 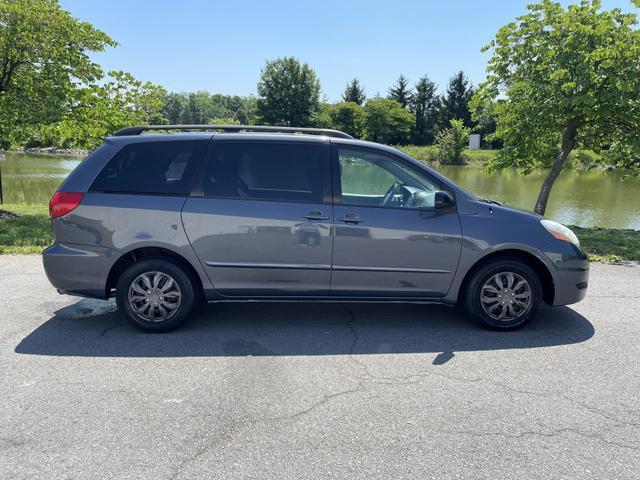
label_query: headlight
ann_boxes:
[541,219,580,247]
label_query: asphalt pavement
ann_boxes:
[1,255,639,479]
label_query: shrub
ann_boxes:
[363,98,415,145]
[208,117,240,125]
[435,119,470,164]
[329,102,365,138]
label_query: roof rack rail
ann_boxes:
[113,124,354,139]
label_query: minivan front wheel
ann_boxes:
[464,260,542,330]
[116,258,195,332]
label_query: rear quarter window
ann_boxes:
[90,140,207,195]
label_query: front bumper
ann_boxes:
[541,241,589,306]
[42,243,118,299]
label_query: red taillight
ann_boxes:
[49,192,84,219]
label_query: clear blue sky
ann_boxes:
[59,0,636,101]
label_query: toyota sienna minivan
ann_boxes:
[43,125,589,332]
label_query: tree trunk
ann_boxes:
[534,121,578,216]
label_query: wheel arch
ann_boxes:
[457,249,555,305]
[106,246,205,300]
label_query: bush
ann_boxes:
[208,117,239,125]
[435,119,470,164]
[329,102,365,138]
[363,98,415,144]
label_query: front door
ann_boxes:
[331,145,462,297]
[182,139,333,296]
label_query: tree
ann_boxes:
[364,98,415,144]
[435,119,471,164]
[38,71,166,149]
[342,78,366,105]
[472,0,640,215]
[329,102,365,138]
[410,75,440,145]
[387,75,413,108]
[441,71,474,128]
[0,0,116,146]
[188,91,215,124]
[160,92,257,125]
[310,102,333,128]
[256,57,321,126]
[161,93,188,124]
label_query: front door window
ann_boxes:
[338,148,443,209]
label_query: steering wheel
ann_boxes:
[381,182,402,207]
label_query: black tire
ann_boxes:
[115,258,196,332]
[464,259,542,330]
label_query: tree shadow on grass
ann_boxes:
[15,298,594,361]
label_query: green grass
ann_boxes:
[0,203,52,254]
[397,146,612,170]
[397,145,439,164]
[396,145,498,166]
[462,149,499,165]
[569,225,640,262]
[0,203,638,262]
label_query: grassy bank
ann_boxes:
[396,146,615,170]
[0,203,638,261]
[569,226,640,262]
[396,146,498,166]
[0,204,51,254]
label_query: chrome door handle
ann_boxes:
[304,211,329,221]
[339,214,365,224]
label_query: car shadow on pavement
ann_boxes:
[15,298,595,359]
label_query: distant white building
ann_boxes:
[468,134,481,150]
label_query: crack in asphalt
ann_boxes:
[3,260,638,478]
[166,307,373,479]
[166,383,364,480]
[334,306,640,455]
[446,424,640,452]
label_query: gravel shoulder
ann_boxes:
[1,256,639,479]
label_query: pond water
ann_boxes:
[1,153,82,205]
[1,152,638,229]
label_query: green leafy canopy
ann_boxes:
[256,57,321,127]
[472,0,640,174]
[0,0,116,146]
[364,98,415,144]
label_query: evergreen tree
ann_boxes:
[410,75,440,145]
[441,71,475,128]
[387,75,412,108]
[342,78,366,105]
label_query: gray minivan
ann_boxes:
[43,125,589,332]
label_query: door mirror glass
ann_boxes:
[434,190,455,210]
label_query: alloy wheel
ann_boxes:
[128,271,182,322]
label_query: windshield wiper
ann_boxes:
[479,198,502,206]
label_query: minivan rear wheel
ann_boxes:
[116,258,195,332]
[464,259,542,330]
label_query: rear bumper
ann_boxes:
[541,241,590,306]
[42,243,118,299]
